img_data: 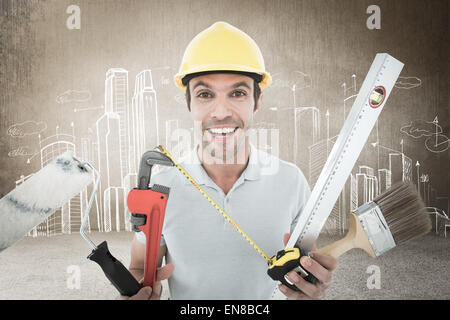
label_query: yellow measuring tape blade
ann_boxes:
[157,145,273,265]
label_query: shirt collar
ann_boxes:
[181,143,261,186]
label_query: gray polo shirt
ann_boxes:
[135,144,310,299]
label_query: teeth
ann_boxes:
[209,127,236,134]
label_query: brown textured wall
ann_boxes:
[0,0,448,231]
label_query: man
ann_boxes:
[121,21,338,300]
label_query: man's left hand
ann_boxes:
[278,233,338,300]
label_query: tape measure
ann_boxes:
[156,145,274,265]
[155,53,404,299]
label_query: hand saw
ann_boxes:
[269,53,404,299]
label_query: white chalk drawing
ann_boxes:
[394,76,422,90]
[321,72,449,236]
[270,71,312,106]
[94,68,160,232]
[270,106,320,172]
[8,146,36,157]
[400,116,450,153]
[10,66,446,239]
[425,207,449,236]
[7,121,47,138]
[341,74,358,123]
[73,105,104,113]
[271,71,312,90]
[56,89,91,104]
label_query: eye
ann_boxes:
[231,90,247,97]
[196,91,213,99]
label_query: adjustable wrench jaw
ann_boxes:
[132,148,174,231]
[136,149,174,190]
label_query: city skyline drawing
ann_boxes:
[5,65,449,239]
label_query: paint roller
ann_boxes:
[0,151,92,253]
[0,151,142,296]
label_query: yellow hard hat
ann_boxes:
[174,21,271,90]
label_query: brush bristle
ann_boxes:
[373,182,432,245]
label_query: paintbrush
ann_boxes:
[317,182,432,259]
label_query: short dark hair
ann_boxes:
[185,78,261,112]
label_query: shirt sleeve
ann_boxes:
[290,168,311,235]
[135,231,166,247]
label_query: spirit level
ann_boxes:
[269,53,404,299]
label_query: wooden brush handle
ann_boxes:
[316,236,355,258]
[315,213,376,259]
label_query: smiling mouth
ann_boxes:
[206,127,239,137]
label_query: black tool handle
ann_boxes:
[88,241,142,297]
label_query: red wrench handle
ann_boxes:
[127,188,169,288]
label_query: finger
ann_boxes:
[150,282,162,300]
[129,286,152,300]
[156,264,175,282]
[150,264,174,299]
[309,251,339,272]
[316,280,331,291]
[287,272,325,299]
[278,284,313,300]
[283,233,290,247]
[299,255,333,285]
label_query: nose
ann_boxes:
[210,95,232,119]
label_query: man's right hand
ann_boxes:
[117,264,175,300]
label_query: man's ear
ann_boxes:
[254,92,263,113]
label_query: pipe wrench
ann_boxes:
[127,149,174,289]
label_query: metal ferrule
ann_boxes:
[354,201,396,256]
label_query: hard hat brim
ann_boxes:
[174,64,271,91]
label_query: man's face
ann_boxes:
[188,73,262,163]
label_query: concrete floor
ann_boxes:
[0,231,448,300]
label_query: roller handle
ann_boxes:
[88,241,142,297]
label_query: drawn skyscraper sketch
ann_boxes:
[294,107,320,180]
[269,106,319,181]
[130,70,159,173]
[120,70,160,232]
[96,109,122,232]
[80,137,97,232]
[105,68,129,186]
[341,74,357,122]
[378,168,392,193]
[355,165,379,207]
[389,152,412,184]
[103,186,127,232]
[308,135,345,234]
